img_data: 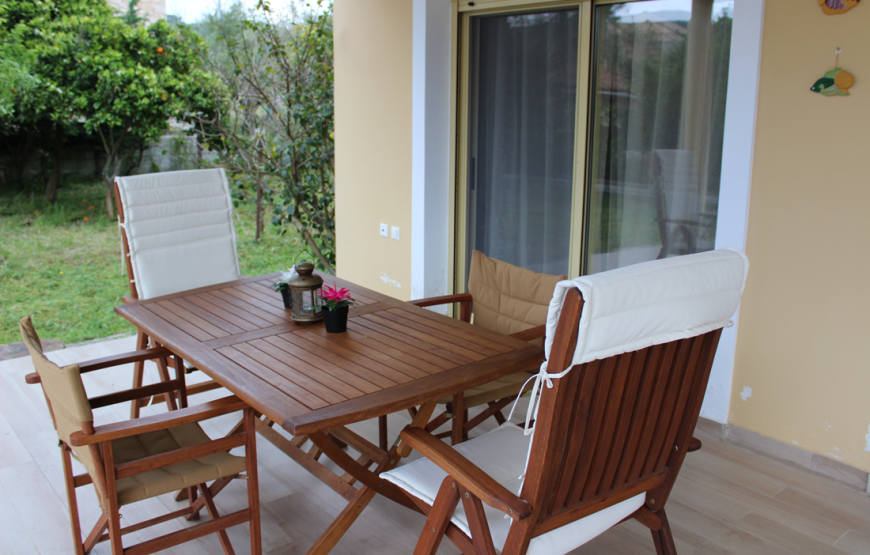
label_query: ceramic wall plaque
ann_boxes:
[819,0,860,16]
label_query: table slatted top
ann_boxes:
[116,273,543,435]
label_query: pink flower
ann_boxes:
[318,283,355,310]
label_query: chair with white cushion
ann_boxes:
[114,169,240,418]
[383,248,749,555]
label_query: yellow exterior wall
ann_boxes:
[334,0,414,300]
[732,0,870,471]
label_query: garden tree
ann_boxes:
[0,0,218,212]
[55,17,218,216]
[191,1,336,272]
[0,0,110,196]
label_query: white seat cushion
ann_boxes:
[382,424,644,555]
[116,169,241,299]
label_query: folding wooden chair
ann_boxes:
[114,169,241,418]
[411,250,563,445]
[383,248,748,555]
[20,316,261,555]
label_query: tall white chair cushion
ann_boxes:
[116,169,241,300]
[543,247,749,370]
[382,424,644,555]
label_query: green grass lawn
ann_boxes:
[0,180,307,345]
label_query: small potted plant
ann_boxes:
[270,270,297,309]
[318,282,355,333]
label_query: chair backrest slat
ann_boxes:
[608,345,661,490]
[640,339,694,477]
[649,336,705,475]
[567,358,616,507]
[597,350,646,497]
[625,342,679,483]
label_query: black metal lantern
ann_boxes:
[287,262,324,323]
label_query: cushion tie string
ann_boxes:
[504,358,575,500]
[507,359,574,438]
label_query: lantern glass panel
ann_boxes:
[287,261,323,322]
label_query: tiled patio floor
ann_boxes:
[1,336,869,555]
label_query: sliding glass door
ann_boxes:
[464,8,580,277]
[457,0,734,286]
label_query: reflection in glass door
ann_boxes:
[465,8,579,278]
[584,0,733,274]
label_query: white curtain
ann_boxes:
[466,9,579,277]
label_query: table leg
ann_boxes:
[378,414,388,451]
[451,392,464,446]
[129,331,148,419]
[304,401,438,555]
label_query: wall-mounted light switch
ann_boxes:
[391,226,400,241]
[380,223,389,237]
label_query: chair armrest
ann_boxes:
[78,347,174,373]
[410,292,473,308]
[88,378,185,410]
[69,396,246,446]
[25,347,173,384]
[509,325,546,343]
[400,426,533,521]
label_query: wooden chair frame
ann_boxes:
[410,292,547,445]
[399,287,720,555]
[26,349,261,555]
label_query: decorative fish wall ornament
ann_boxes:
[819,0,860,15]
[811,68,855,96]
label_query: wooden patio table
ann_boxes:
[114,272,544,554]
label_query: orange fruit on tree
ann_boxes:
[157,46,164,54]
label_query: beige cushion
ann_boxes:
[468,250,566,337]
[112,424,246,507]
[438,253,563,406]
[19,317,99,482]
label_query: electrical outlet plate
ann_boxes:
[391,226,400,240]
[380,223,389,237]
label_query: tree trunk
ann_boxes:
[5,129,34,186]
[255,181,264,243]
[102,154,124,218]
[290,213,335,275]
[44,127,62,203]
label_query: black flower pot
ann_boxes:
[279,289,292,309]
[322,305,349,333]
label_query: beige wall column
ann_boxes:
[733,0,870,472]
[334,0,414,299]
